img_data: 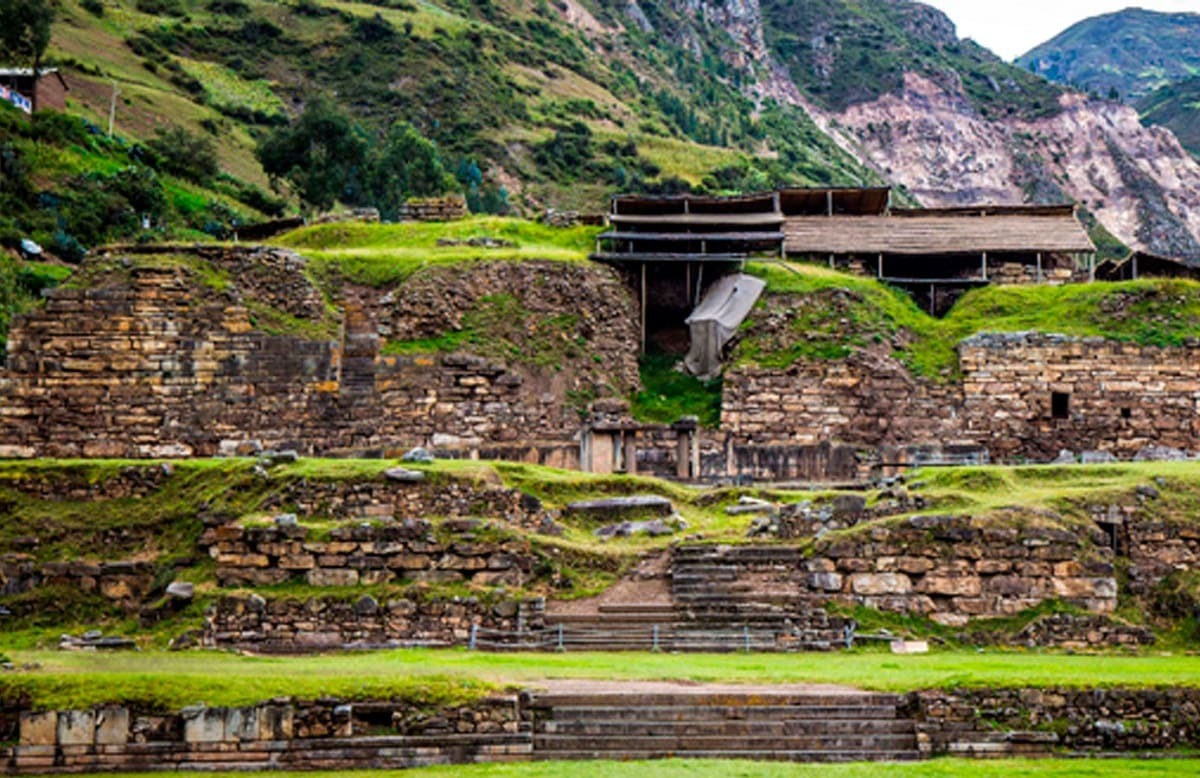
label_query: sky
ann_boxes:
[921,1,1200,61]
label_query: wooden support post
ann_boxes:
[624,432,638,476]
[676,433,690,480]
[1089,252,1096,283]
[691,430,700,482]
[826,190,833,217]
[1036,252,1043,283]
[640,262,647,355]
[878,254,884,280]
[1132,253,1139,280]
[829,253,834,269]
[930,284,935,316]
[773,191,781,214]
[695,262,704,307]
[686,262,691,305]
[982,252,988,281]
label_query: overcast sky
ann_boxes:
[921,1,1200,61]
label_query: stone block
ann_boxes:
[919,576,982,597]
[57,710,95,746]
[183,707,228,743]
[808,572,843,592]
[257,705,294,741]
[19,711,57,746]
[850,572,912,596]
[226,707,258,742]
[306,568,359,587]
[94,706,130,746]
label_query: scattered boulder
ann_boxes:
[566,495,674,521]
[1081,450,1117,464]
[1052,450,1077,465]
[1136,484,1161,500]
[402,447,434,463]
[274,513,299,528]
[354,595,379,616]
[165,581,194,601]
[536,515,565,537]
[831,494,868,519]
[262,449,299,466]
[594,515,687,538]
[725,497,778,516]
[1134,446,1188,462]
[384,466,425,483]
[59,632,137,651]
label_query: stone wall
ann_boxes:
[0,555,154,608]
[911,687,1200,756]
[724,330,1200,469]
[206,594,544,650]
[3,698,527,773]
[0,249,638,460]
[208,520,537,588]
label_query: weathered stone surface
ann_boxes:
[850,573,913,595]
[19,712,57,746]
[94,707,130,745]
[57,710,96,746]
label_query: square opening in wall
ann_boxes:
[1051,392,1070,420]
[1121,407,1132,420]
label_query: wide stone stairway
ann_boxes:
[526,684,920,762]
[542,545,852,651]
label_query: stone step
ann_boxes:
[532,734,918,752]
[531,748,920,762]
[597,603,677,614]
[529,694,902,709]
[532,705,901,721]
[538,719,916,736]
[546,613,679,625]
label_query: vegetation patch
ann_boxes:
[630,353,723,429]
[739,263,1200,381]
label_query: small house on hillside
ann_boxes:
[0,68,69,113]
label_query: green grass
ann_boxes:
[274,219,601,287]
[41,762,1200,778]
[740,263,1200,381]
[630,352,724,428]
[5,649,1200,711]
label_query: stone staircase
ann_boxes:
[672,544,851,650]
[527,688,920,762]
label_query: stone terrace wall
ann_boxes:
[724,331,1200,468]
[911,687,1200,756]
[208,520,537,588]
[3,698,527,773]
[206,594,543,650]
[960,333,1200,461]
[0,556,154,608]
[0,250,638,460]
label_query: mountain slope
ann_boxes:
[1137,76,1200,161]
[1016,9,1200,103]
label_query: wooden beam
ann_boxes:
[1036,251,1043,283]
[640,262,647,355]
[826,190,833,217]
[982,251,988,281]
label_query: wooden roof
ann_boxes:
[778,187,890,216]
[784,210,1095,256]
[611,212,785,227]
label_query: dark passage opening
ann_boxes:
[1051,392,1070,420]
[1121,407,1132,420]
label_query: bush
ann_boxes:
[146,125,220,182]
[81,0,104,16]
[30,112,89,146]
[206,0,249,15]
[135,0,185,16]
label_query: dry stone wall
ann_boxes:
[208,520,537,588]
[206,594,544,650]
[0,250,638,460]
[725,331,1200,468]
[3,698,527,773]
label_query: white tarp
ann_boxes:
[684,272,766,379]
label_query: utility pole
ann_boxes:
[108,80,120,138]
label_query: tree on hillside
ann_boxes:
[0,0,54,112]
[256,96,366,212]
[364,121,456,221]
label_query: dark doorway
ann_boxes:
[1051,392,1070,420]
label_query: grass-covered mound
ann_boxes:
[275,219,602,287]
[737,262,1200,381]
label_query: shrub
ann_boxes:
[146,125,220,182]
[81,0,104,16]
[135,0,185,16]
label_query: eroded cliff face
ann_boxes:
[831,75,1200,259]
[656,0,1200,259]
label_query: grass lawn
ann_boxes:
[5,648,1200,709]
[36,760,1200,777]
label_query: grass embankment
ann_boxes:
[4,649,1200,710]
[78,762,1200,778]
[274,218,601,287]
[740,262,1200,381]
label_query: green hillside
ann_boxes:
[1138,76,1200,160]
[1017,8,1200,103]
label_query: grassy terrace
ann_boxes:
[274,218,601,287]
[4,649,1200,710]
[39,763,1200,778]
[741,262,1200,381]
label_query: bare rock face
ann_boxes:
[822,76,1200,260]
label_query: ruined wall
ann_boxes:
[208,520,537,588]
[206,594,543,650]
[724,332,1200,468]
[0,249,639,459]
[4,698,526,773]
